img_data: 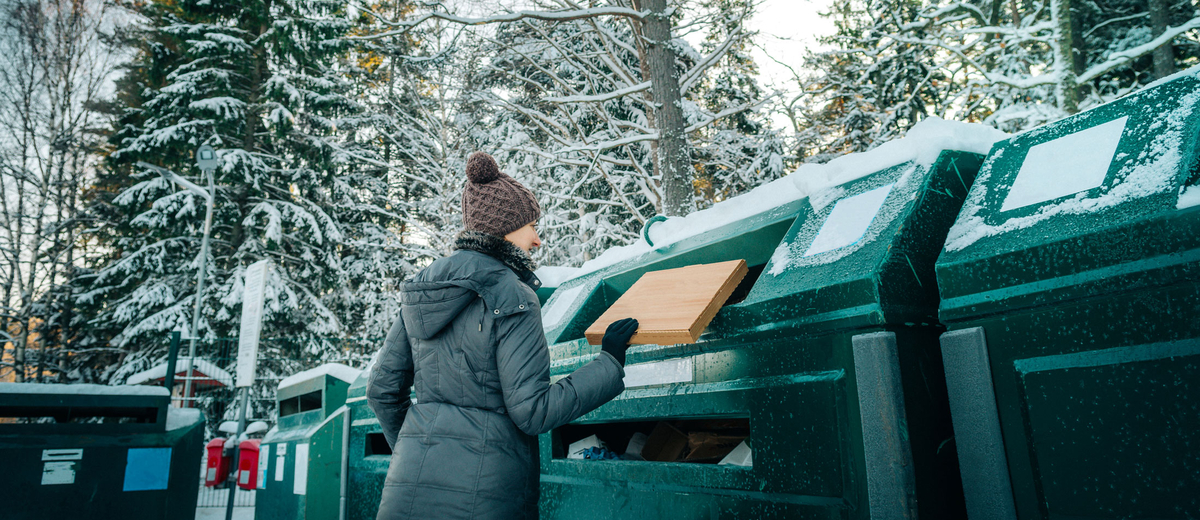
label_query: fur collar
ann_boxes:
[452,230,538,276]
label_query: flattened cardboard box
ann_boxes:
[585,259,748,345]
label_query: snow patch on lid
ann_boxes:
[167,408,202,431]
[945,87,1199,252]
[0,382,170,396]
[576,118,1007,277]
[534,266,580,288]
[1178,185,1200,210]
[278,363,362,390]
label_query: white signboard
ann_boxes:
[1001,117,1127,212]
[804,184,894,257]
[236,259,270,387]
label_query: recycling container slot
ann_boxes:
[722,263,765,307]
[278,389,322,417]
[365,432,392,457]
[552,416,749,464]
[0,404,159,424]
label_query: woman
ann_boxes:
[367,151,639,520]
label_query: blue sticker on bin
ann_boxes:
[123,447,172,491]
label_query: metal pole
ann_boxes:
[339,407,350,520]
[183,168,215,408]
[224,386,250,520]
[164,331,181,405]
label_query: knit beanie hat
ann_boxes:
[461,151,541,237]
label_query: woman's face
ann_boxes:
[504,222,542,253]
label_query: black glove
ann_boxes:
[601,318,638,366]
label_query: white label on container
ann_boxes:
[42,449,83,461]
[240,470,250,485]
[1001,117,1127,212]
[207,467,217,482]
[275,443,286,482]
[293,443,309,495]
[41,449,83,485]
[42,462,77,485]
[622,357,693,388]
[258,444,270,489]
[804,184,894,257]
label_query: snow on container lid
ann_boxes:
[570,117,1006,282]
[737,146,987,331]
[937,65,1200,310]
[278,363,362,391]
[0,382,170,397]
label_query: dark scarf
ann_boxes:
[452,230,541,288]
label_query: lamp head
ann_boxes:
[196,145,219,172]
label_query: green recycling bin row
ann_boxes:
[537,141,988,519]
[936,70,1200,519]
[0,383,205,520]
[321,67,1198,520]
[255,364,359,520]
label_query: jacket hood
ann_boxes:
[398,250,537,340]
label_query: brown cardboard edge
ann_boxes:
[685,259,749,342]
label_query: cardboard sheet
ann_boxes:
[585,259,748,345]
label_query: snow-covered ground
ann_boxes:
[195,507,254,520]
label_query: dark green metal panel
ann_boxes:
[936,72,1200,519]
[0,387,205,520]
[539,150,984,520]
[346,373,390,520]
[257,370,354,520]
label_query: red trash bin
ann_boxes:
[205,438,230,487]
[236,439,261,490]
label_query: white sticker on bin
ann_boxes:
[1001,116,1127,212]
[41,449,83,486]
[258,444,270,489]
[804,184,894,257]
[293,443,309,495]
[622,357,693,388]
[275,444,286,482]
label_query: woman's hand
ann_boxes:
[601,318,639,366]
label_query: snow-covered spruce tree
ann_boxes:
[687,0,787,203]
[791,0,945,161]
[458,3,782,267]
[78,0,397,385]
[887,0,1200,131]
[347,3,493,267]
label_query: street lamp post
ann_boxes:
[137,144,218,408]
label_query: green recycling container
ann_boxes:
[256,364,358,520]
[935,70,1200,520]
[537,146,986,519]
[344,371,392,520]
[0,383,205,520]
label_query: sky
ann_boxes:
[741,0,836,94]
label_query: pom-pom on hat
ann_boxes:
[461,151,541,237]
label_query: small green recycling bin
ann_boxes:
[936,69,1200,520]
[344,371,392,520]
[0,383,205,520]
[256,364,359,520]
[537,139,989,519]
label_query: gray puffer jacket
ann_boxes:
[367,246,625,520]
